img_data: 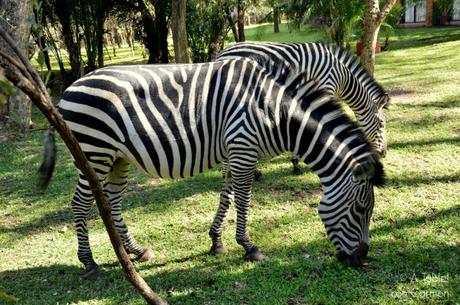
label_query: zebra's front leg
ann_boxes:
[209,167,234,255]
[230,155,266,261]
[105,158,154,262]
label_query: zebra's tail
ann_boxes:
[38,127,57,189]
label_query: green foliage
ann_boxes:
[381,2,404,50]
[434,0,454,13]
[186,0,230,62]
[0,80,14,105]
[285,0,364,46]
[432,0,455,24]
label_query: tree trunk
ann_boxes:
[153,0,169,63]
[237,0,246,42]
[138,0,169,64]
[54,0,83,83]
[226,7,239,42]
[273,7,280,33]
[361,0,397,76]
[171,0,191,63]
[0,0,34,129]
[96,13,105,68]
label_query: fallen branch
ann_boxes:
[0,29,167,305]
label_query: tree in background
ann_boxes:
[186,0,232,62]
[433,0,454,25]
[286,0,364,47]
[136,0,170,63]
[380,2,403,51]
[171,0,191,63]
[237,0,246,41]
[42,0,84,84]
[0,0,34,130]
[361,0,397,75]
[267,0,285,33]
[79,0,111,71]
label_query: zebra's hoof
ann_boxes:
[254,170,265,182]
[209,244,227,255]
[83,264,100,280]
[293,166,304,175]
[136,248,155,262]
[244,247,266,262]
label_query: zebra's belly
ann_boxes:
[122,134,226,180]
[139,155,223,179]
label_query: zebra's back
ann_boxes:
[59,61,255,179]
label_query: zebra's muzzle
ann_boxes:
[336,242,369,267]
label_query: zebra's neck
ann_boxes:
[280,90,373,185]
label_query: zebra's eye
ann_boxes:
[355,201,367,214]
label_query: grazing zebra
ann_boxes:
[40,58,384,278]
[216,41,390,174]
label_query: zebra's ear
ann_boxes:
[352,158,386,186]
[352,161,375,182]
[379,94,391,109]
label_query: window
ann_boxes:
[404,0,426,23]
[453,0,460,20]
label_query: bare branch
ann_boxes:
[379,0,398,23]
[0,29,47,95]
[0,49,32,81]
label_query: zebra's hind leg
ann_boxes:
[291,155,304,175]
[104,158,154,262]
[209,167,234,255]
[229,153,266,262]
[72,174,101,279]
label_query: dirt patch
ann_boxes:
[125,178,160,194]
[0,212,21,227]
[295,189,322,199]
[387,87,415,98]
[267,187,291,195]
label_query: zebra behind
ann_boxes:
[216,42,390,159]
[40,58,385,278]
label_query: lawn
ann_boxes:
[1,25,459,304]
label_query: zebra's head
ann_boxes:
[318,154,385,267]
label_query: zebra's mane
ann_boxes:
[290,87,385,186]
[322,42,388,105]
[222,42,292,77]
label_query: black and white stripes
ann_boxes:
[43,57,384,276]
[216,42,390,157]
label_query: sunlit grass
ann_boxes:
[1,25,459,304]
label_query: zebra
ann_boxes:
[215,42,390,176]
[39,58,385,278]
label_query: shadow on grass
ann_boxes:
[2,213,458,305]
[371,205,459,236]
[386,173,460,187]
[395,96,460,110]
[0,171,223,242]
[388,27,460,51]
[389,137,460,150]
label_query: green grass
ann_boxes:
[234,22,326,43]
[1,25,460,304]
